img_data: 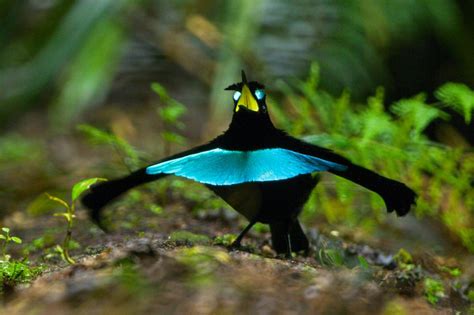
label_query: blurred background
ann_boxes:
[2,0,474,129]
[0,0,473,256]
[0,1,474,312]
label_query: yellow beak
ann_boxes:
[236,84,259,112]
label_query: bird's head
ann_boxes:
[225,71,267,115]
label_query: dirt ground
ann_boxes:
[0,200,471,315]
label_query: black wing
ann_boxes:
[81,141,221,229]
[275,132,417,216]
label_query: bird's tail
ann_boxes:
[331,164,417,216]
[81,169,165,229]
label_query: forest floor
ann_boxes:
[0,200,472,315]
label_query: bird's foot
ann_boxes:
[228,240,242,251]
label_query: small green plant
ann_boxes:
[357,255,370,270]
[213,234,237,247]
[22,233,56,256]
[53,178,106,264]
[393,248,414,270]
[435,82,474,124]
[0,227,43,294]
[316,248,345,267]
[424,277,445,304]
[151,82,187,155]
[252,223,270,234]
[77,124,142,170]
[0,227,22,262]
[439,266,462,278]
[0,259,44,294]
[30,178,106,264]
[468,289,474,302]
[148,204,163,215]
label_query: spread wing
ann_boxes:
[276,135,417,216]
[145,148,347,185]
[81,141,221,228]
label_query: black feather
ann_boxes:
[81,74,417,256]
[241,70,247,83]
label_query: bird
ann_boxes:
[81,71,417,257]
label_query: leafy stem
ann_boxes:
[0,227,22,262]
[42,178,106,265]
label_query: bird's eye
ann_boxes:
[255,89,265,100]
[233,91,241,101]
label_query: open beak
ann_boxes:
[236,84,259,112]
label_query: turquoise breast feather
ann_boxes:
[146,148,347,185]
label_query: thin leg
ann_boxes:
[285,233,293,259]
[230,220,257,248]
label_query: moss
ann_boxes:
[253,223,269,234]
[468,289,474,302]
[0,260,44,294]
[424,278,445,305]
[175,246,230,286]
[168,231,211,246]
[213,234,237,246]
[382,299,408,315]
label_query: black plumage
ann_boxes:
[82,71,417,257]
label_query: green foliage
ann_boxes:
[252,222,270,234]
[0,259,43,293]
[71,178,107,202]
[152,83,187,127]
[0,134,44,166]
[148,204,163,215]
[468,289,474,302]
[393,248,414,270]
[424,277,445,305]
[77,124,141,169]
[439,266,461,278]
[22,234,56,256]
[0,0,135,125]
[50,17,126,129]
[213,234,237,246]
[357,255,370,270]
[436,83,474,124]
[316,248,345,267]
[0,227,43,293]
[151,82,188,154]
[277,63,474,252]
[0,227,22,262]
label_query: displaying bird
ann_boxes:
[81,71,417,257]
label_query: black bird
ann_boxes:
[82,71,417,256]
